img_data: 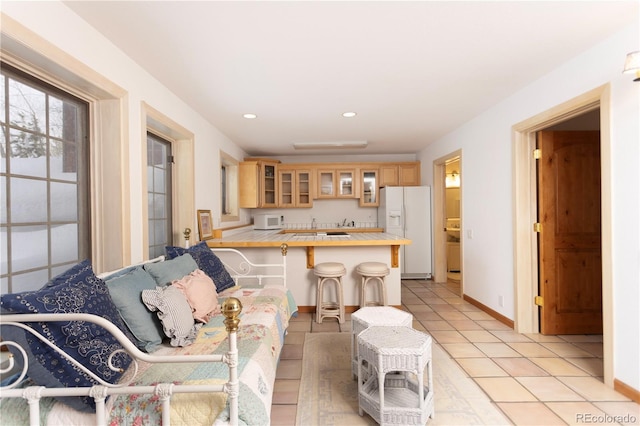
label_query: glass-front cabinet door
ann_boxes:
[317,168,356,198]
[279,169,313,207]
[261,162,277,207]
[278,169,294,207]
[360,169,379,206]
[337,169,356,198]
[296,170,312,207]
[317,170,335,198]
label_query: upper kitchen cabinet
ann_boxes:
[359,169,379,207]
[278,167,313,208]
[379,162,421,186]
[337,169,357,197]
[317,169,335,198]
[379,164,398,186]
[317,168,357,199]
[239,159,279,208]
[398,162,421,185]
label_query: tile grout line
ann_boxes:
[271,280,636,426]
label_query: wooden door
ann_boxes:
[537,130,602,334]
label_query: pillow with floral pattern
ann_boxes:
[0,260,133,412]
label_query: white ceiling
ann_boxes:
[64,1,637,157]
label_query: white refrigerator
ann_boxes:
[378,186,432,279]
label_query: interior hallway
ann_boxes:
[270,279,639,425]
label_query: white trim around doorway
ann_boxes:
[511,84,613,386]
[433,150,463,292]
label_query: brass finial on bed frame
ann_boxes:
[222,297,242,332]
[280,243,288,256]
[183,228,192,247]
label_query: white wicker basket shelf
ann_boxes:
[357,326,434,425]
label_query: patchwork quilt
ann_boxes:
[0,286,297,426]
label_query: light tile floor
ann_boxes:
[270,279,640,425]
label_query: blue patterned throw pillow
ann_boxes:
[165,241,235,292]
[0,260,133,412]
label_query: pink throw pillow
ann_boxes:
[172,269,219,323]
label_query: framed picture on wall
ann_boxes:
[197,209,213,240]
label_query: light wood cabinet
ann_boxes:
[317,169,335,198]
[398,162,421,186]
[379,162,421,186]
[239,159,279,208]
[279,168,313,208]
[240,159,420,208]
[317,168,357,199]
[379,164,398,187]
[296,170,313,206]
[337,169,357,197]
[359,169,379,207]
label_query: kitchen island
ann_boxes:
[206,228,411,310]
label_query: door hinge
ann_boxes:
[534,296,543,306]
[533,222,542,233]
[533,149,542,159]
[168,155,175,164]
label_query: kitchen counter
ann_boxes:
[206,229,411,308]
[206,229,410,268]
[206,229,409,248]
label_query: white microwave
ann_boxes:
[254,214,282,230]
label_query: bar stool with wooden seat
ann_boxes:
[313,262,347,324]
[356,262,390,308]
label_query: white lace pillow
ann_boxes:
[142,285,201,347]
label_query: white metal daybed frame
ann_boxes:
[0,244,289,426]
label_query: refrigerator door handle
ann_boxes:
[401,205,406,231]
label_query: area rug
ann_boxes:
[296,332,510,426]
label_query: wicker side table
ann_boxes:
[351,307,413,380]
[357,326,434,425]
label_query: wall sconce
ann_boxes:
[446,171,460,188]
[623,51,640,82]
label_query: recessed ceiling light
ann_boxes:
[243,113,257,119]
[342,112,357,118]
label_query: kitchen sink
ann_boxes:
[291,231,351,238]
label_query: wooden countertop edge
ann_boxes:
[205,238,411,248]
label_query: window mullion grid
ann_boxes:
[46,91,53,280]
[1,73,11,286]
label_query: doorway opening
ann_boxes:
[433,150,463,296]
[445,159,462,294]
[512,84,613,385]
